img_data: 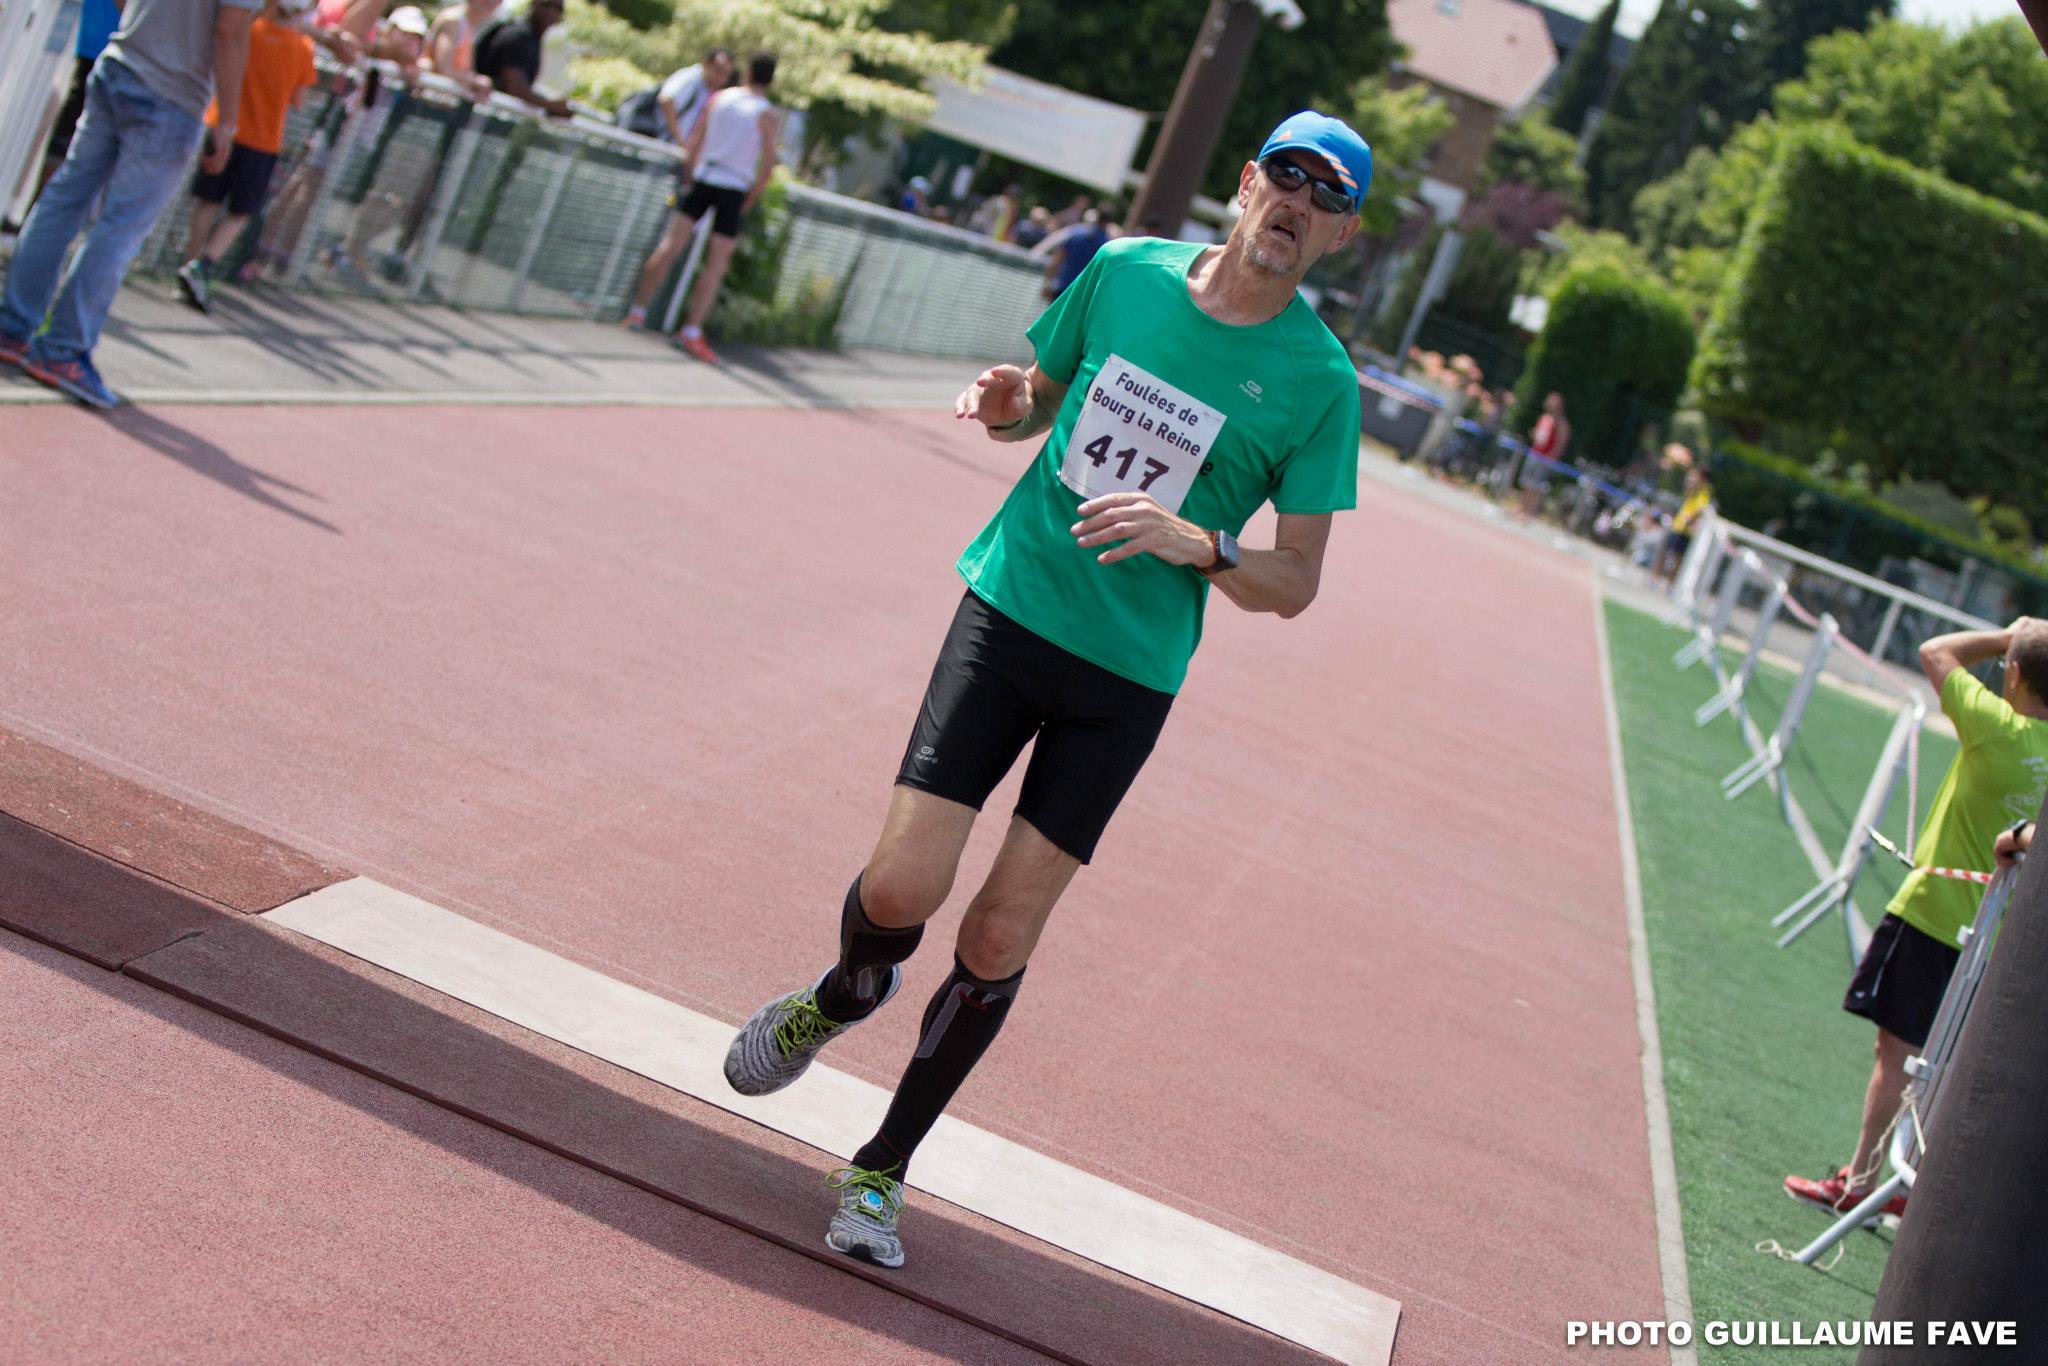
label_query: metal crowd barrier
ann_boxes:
[124,57,1045,361]
[1788,864,2018,1265]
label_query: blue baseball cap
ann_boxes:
[1257,110,1373,211]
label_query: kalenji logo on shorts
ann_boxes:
[1240,380,1263,401]
[917,745,936,761]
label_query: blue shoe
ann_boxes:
[24,353,121,410]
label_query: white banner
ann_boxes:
[924,66,1145,195]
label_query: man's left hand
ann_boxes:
[1072,492,1211,567]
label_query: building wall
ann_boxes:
[1390,73,1505,198]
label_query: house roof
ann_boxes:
[1387,0,1560,113]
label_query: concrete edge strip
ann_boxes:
[1589,582,1700,1366]
[263,876,1398,1366]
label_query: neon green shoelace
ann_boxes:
[826,1166,904,1219]
[771,991,839,1059]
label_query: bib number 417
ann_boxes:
[1082,434,1170,492]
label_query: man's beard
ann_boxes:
[1241,227,1303,276]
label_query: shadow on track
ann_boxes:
[107,406,341,535]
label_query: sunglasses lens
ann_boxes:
[1265,156,1350,213]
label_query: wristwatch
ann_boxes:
[1198,528,1240,576]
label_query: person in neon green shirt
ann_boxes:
[1787,618,2048,1217]
[720,110,1371,1270]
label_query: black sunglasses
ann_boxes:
[1259,155,1353,215]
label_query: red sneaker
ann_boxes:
[1784,1167,1907,1218]
[674,332,719,364]
[0,332,28,370]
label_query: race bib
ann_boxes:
[1058,354,1227,516]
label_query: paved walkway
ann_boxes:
[0,278,973,409]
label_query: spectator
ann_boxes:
[25,0,124,207]
[176,0,320,313]
[896,175,931,216]
[654,47,732,146]
[1653,458,1713,581]
[0,0,258,408]
[968,183,1019,240]
[1050,192,1090,228]
[633,51,780,363]
[472,0,569,116]
[1784,620,2048,1217]
[426,0,500,97]
[1517,390,1570,519]
[250,6,431,280]
[620,51,778,335]
[1036,206,1109,302]
[1011,204,1050,250]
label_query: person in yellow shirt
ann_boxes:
[1786,618,2048,1216]
[1654,459,1713,581]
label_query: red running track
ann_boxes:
[1,402,1667,1363]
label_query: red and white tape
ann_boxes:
[1867,828,1995,885]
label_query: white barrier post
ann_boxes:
[1772,695,1925,954]
[1664,517,1724,630]
[1723,613,1838,800]
[1696,574,1787,725]
[1790,867,2016,1264]
[1674,547,1754,672]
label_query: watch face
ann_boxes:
[1218,530,1240,569]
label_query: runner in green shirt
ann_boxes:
[1786,617,2048,1217]
[721,111,1372,1269]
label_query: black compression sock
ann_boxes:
[851,956,1025,1178]
[816,873,923,1023]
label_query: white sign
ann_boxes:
[1059,354,1227,515]
[925,67,1146,195]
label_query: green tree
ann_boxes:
[994,0,1395,203]
[1481,109,1586,213]
[1345,77,1455,235]
[1775,17,2048,216]
[565,0,988,142]
[1584,0,1755,230]
[1548,0,1618,137]
[1515,261,1695,466]
[1749,0,1893,104]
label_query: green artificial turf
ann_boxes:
[1603,600,1960,1365]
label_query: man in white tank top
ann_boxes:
[622,51,780,359]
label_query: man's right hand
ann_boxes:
[202,129,232,175]
[954,364,1032,431]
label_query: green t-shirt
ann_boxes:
[1889,668,2048,947]
[956,237,1361,695]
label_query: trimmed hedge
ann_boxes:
[1708,440,2048,607]
[1696,126,2048,515]
[1513,261,1695,466]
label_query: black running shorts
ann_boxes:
[895,590,1175,864]
[678,181,747,237]
[192,144,280,217]
[1843,913,1961,1048]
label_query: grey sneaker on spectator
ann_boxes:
[825,1164,906,1268]
[722,966,899,1097]
[176,258,211,313]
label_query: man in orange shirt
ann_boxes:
[177,0,318,312]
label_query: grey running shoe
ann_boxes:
[825,1165,906,1268]
[722,966,899,1097]
[176,258,211,313]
